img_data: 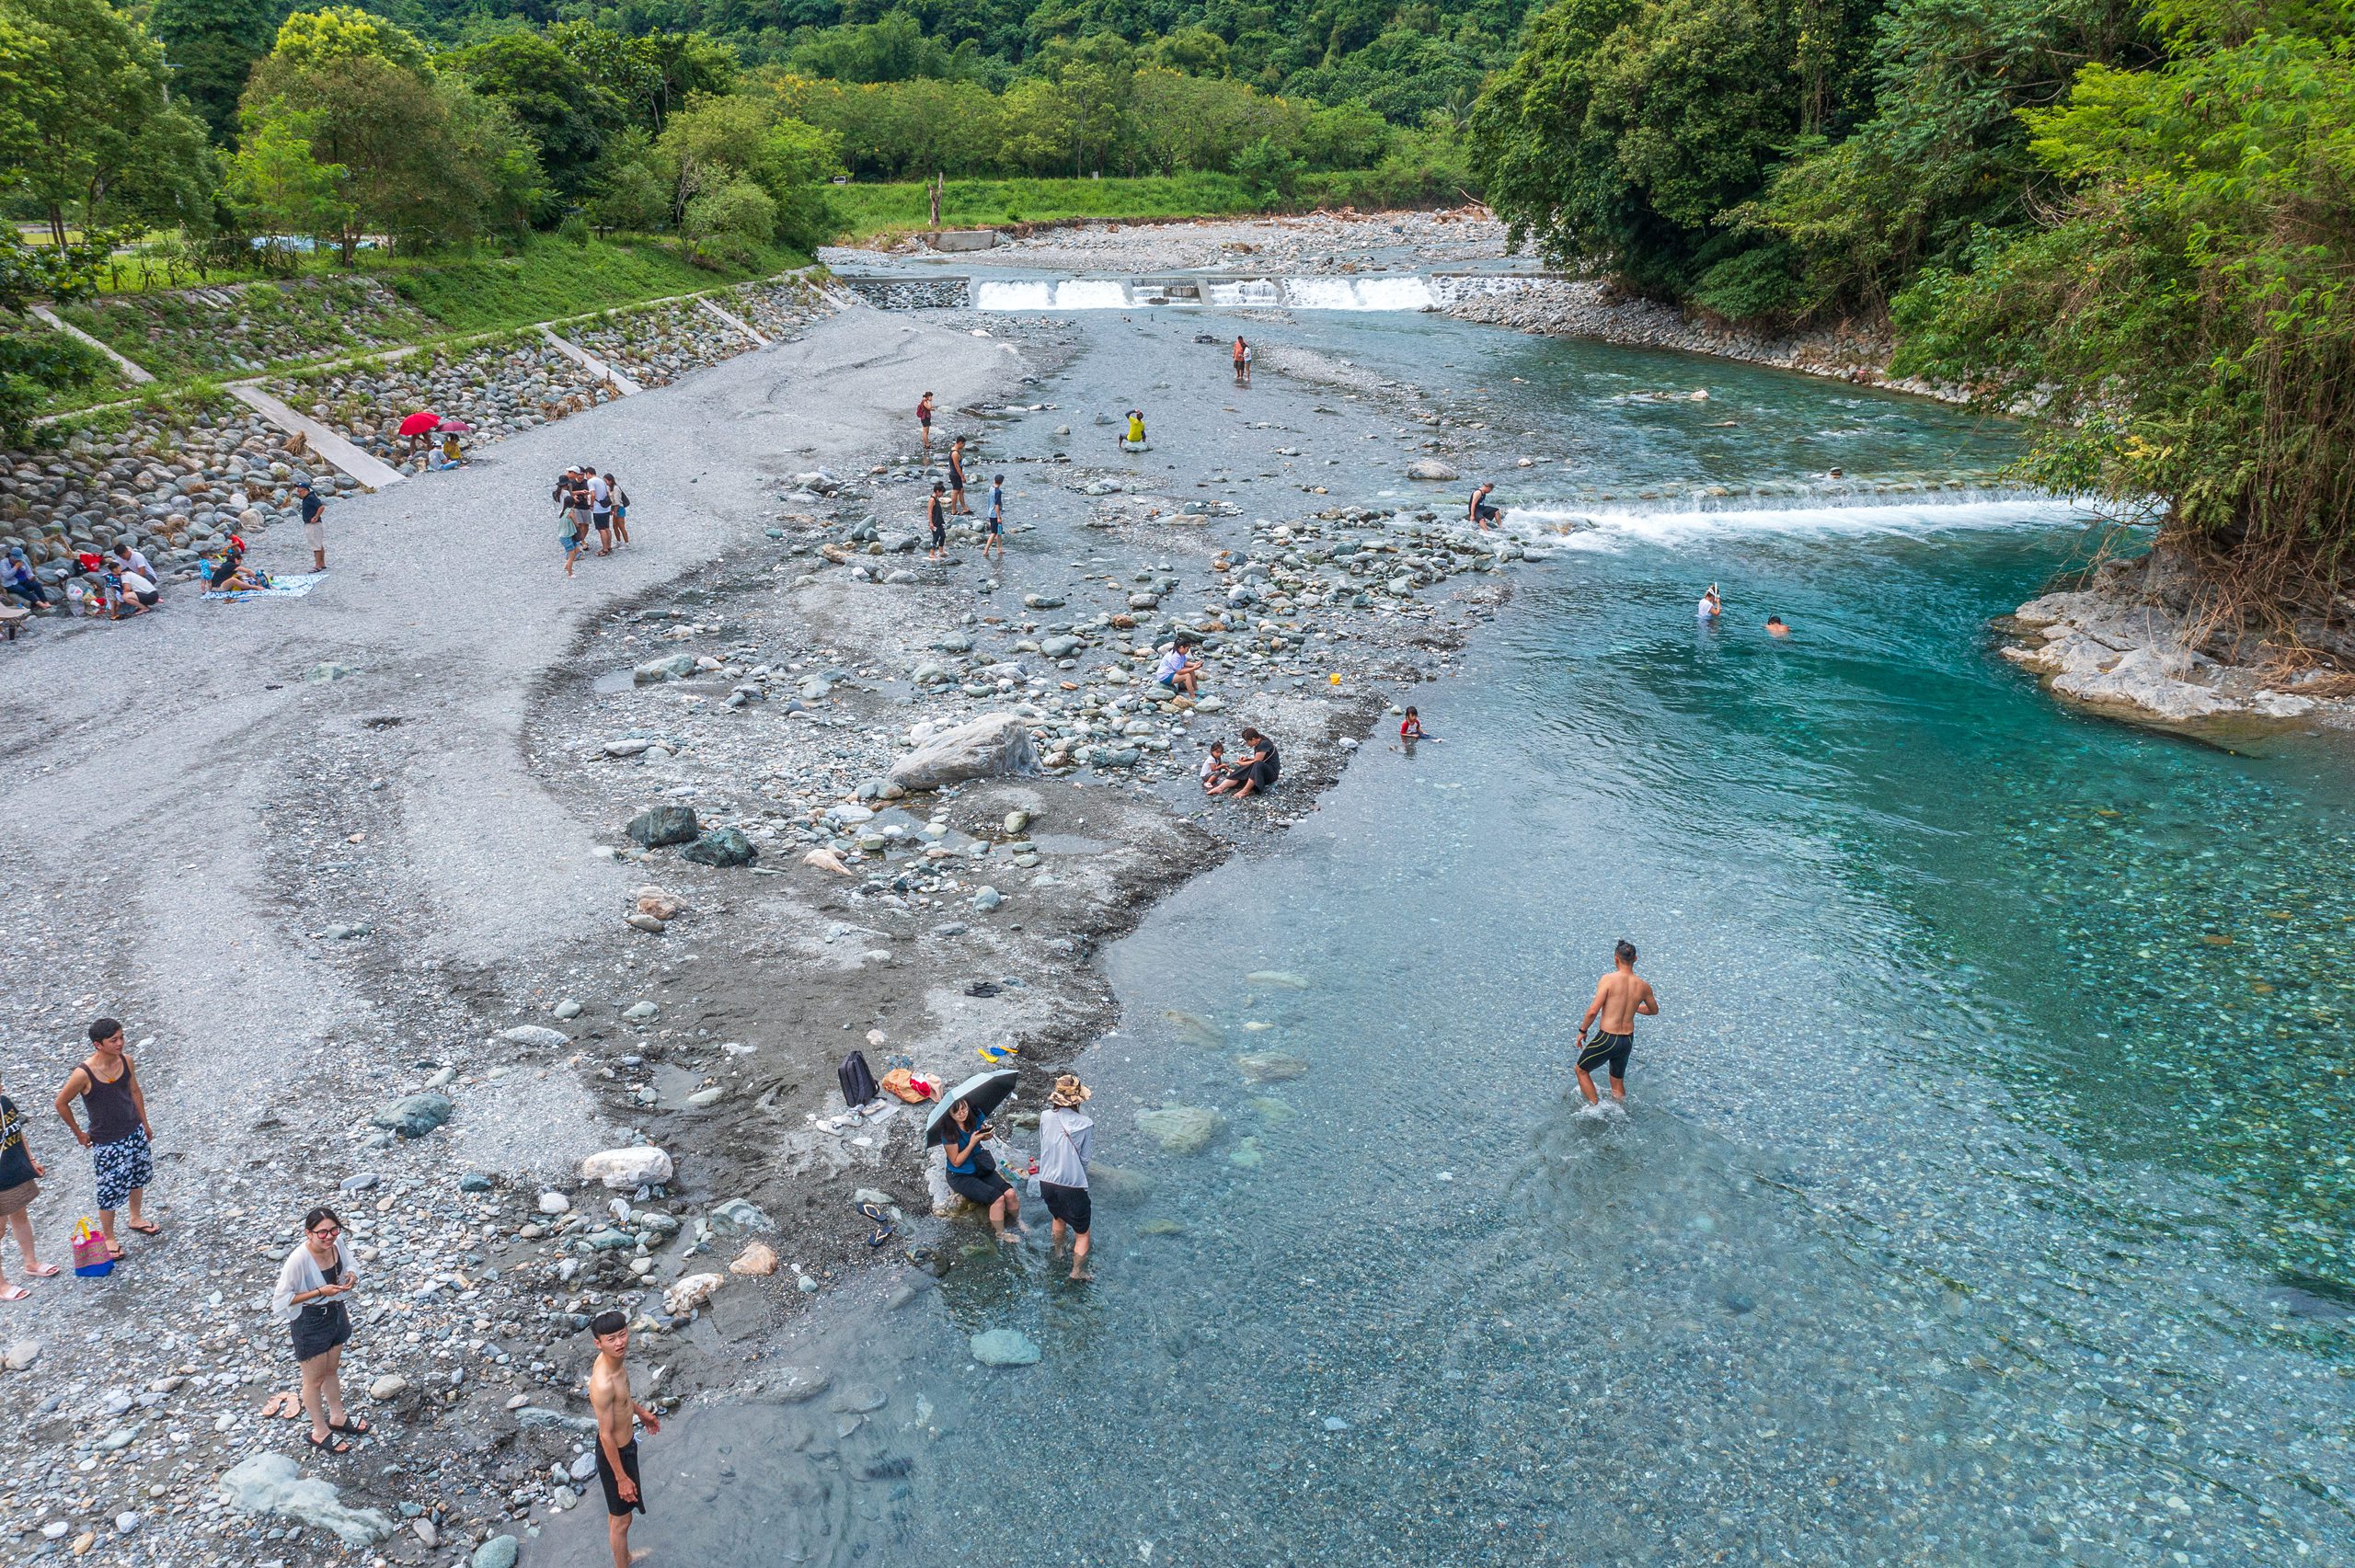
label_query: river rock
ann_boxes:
[888,712,1039,791]
[580,1146,673,1188]
[768,1367,831,1402]
[1136,1105,1223,1154]
[538,1191,571,1215]
[372,1093,453,1139]
[971,1328,1041,1367]
[5,1339,39,1370]
[1236,1052,1308,1082]
[626,806,700,848]
[1086,1163,1154,1207]
[621,1000,659,1021]
[217,1453,393,1548]
[709,1196,774,1232]
[633,653,696,685]
[730,1242,779,1276]
[1407,458,1459,481]
[472,1537,520,1568]
[829,1383,888,1413]
[663,1272,725,1314]
[501,1024,569,1048]
[368,1375,408,1401]
[680,827,756,866]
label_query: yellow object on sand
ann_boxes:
[1329,672,1343,684]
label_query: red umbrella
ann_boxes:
[396,411,440,437]
[434,418,474,433]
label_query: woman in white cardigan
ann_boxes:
[271,1206,365,1454]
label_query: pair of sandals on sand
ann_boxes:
[256,1391,374,1454]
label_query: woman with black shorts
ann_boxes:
[926,482,948,562]
[270,1205,369,1454]
[941,1098,1023,1242]
[1037,1074,1096,1280]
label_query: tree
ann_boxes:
[680,178,777,266]
[0,0,215,246]
[1895,0,2355,597]
[223,107,350,269]
[585,128,670,232]
[451,30,627,201]
[149,0,292,143]
[656,93,842,252]
[245,15,544,259]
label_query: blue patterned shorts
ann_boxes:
[93,1127,152,1209]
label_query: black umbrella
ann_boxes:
[923,1069,1019,1146]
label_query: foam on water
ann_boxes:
[1207,278,1281,306]
[971,274,1440,312]
[1281,275,1436,311]
[971,278,1131,310]
[1509,492,2093,552]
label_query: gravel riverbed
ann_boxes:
[0,280,1537,1567]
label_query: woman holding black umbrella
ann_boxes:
[942,1097,1025,1243]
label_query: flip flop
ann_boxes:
[856,1202,894,1249]
[24,1264,57,1277]
[126,1220,161,1236]
[327,1415,371,1436]
[105,1242,125,1262]
[305,1431,352,1455]
[0,1286,29,1302]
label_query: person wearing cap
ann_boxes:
[296,482,327,572]
[1037,1074,1096,1281]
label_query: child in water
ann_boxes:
[1400,707,1429,741]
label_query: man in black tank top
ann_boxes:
[54,1017,159,1259]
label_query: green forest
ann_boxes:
[4,0,2350,591]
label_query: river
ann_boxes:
[536,305,2355,1567]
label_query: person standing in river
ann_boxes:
[926,481,948,563]
[985,475,1006,560]
[916,391,935,454]
[1233,336,1252,385]
[53,1018,159,1259]
[1573,941,1658,1107]
[1038,1075,1097,1281]
[948,435,972,514]
[588,1309,661,1568]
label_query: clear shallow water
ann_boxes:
[538,319,2355,1566]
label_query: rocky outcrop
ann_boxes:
[887,712,1040,791]
[2002,550,2352,727]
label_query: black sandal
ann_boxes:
[328,1414,370,1436]
[306,1431,352,1455]
[857,1201,894,1248]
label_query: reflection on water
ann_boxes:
[534,317,2355,1567]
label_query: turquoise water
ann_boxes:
[536,317,2355,1566]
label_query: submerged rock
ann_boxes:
[1135,1105,1224,1154]
[971,1328,1041,1367]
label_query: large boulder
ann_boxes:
[626,806,699,848]
[680,827,756,867]
[1406,458,1459,481]
[633,653,696,685]
[1135,1104,1224,1155]
[888,713,1039,792]
[372,1094,453,1139]
[580,1146,673,1189]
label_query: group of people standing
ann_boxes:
[0,1018,160,1300]
[555,465,632,577]
[917,397,1005,562]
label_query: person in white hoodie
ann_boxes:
[1037,1074,1096,1281]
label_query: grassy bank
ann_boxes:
[30,235,810,420]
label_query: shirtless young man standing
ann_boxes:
[1573,940,1659,1106]
[588,1310,661,1568]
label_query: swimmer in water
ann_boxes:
[1698,584,1722,621]
[1765,614,1789,636]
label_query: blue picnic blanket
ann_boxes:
[204,571,326,601]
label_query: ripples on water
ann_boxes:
[534,315,2355,1568]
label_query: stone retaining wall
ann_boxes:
[57,277,436,382]
[724,273,834,339]
[837,277,970,310]
[1,405,351,584]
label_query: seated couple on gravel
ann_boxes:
[1202,727,1281,798]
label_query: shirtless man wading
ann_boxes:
[588,1310,661,1568]
[1574,940,1659,1106]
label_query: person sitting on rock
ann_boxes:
[941,1097,1025,1244]
[2,549,51,610]
[1120,409,1147,452]
[1154,643,1201,697]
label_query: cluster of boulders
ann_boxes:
[571,300,755,389]
[0,406,350,584]
[58,276,433,381]
[725,274,836,339]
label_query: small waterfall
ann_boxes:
[1208,278,1281,306]
[1279,276,1436,310]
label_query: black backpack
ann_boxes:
[838,1050,879,1109]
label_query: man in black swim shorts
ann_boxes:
[587,1309,660,1568]
[1574,939,1658,1105]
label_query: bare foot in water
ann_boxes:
[1069,1267,1095,1282]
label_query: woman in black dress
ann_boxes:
[270,1206,367,1454]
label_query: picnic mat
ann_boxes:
[203,572,327,601]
